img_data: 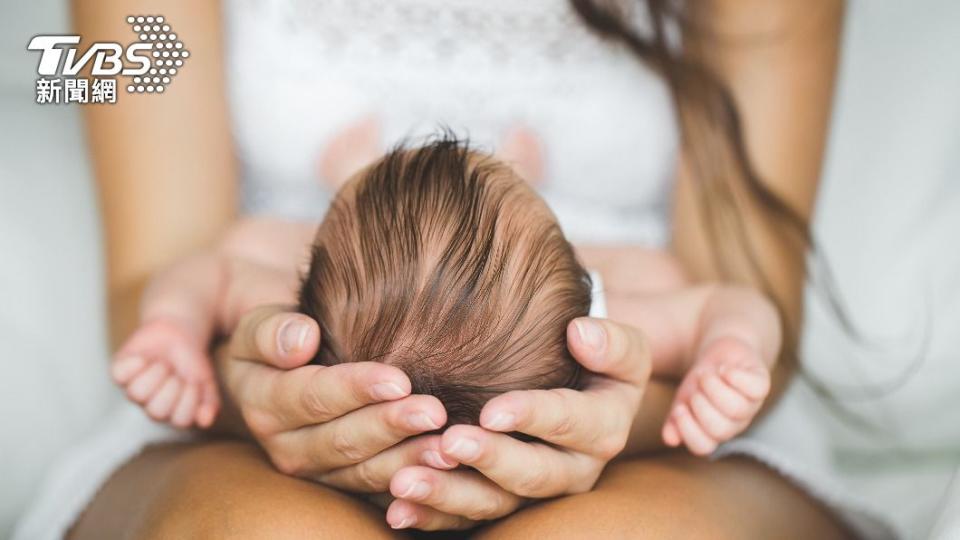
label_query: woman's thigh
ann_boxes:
[69,440,400,540]
[475,453,852,540]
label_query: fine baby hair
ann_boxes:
[298,135,591,425]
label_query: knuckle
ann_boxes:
[347,365,375,402]
[702,422,728,440]
[331,426,365,463]
[465,496,502,521]
[269,449,303,477]
[299,381,334,420]
[351,458,385,491]
[567,467,602,494]
[514,466,551,497]
[547,413,577,440]
[242,408,277,436]
[594,432,627,460]
[586,414,624,459]
[728,401,750,419]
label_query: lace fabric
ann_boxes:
[225,0,678,245]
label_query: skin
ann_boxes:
[71,0,848,537]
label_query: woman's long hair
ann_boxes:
[570,0,924,419]
[571,0,812,359]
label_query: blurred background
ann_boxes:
[0,0,117,534]
[1,1,959,538]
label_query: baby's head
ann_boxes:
[298,136,591,425]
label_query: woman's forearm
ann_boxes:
[73,0,237,349]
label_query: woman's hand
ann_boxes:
[384,317,652,531]
[216,305,456,489]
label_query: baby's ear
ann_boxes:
[497,124,545,187]
[318,114,383,189]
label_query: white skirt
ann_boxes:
[12,404,189,540]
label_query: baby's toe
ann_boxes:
[171,383,200,428]
[662,420,682,447]
[690,393,739,442]
[700,374,755,420]
[674,368,708,407]
[672,404,718,456]
[195,381,221,428]
[722,368,771,401]
[126,363,170,403]
[112,355,147,384]
[145,377,183,421]
[499,125,545,186]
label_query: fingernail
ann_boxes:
[279,319,309,354]
[445,437,480,461]
[407,412,440,431]
[422,450,456,469]
[371,381,407,400]
[485,412,515,431]
[399,480,431,500]
[674,405,688,417]
[391,515,415,530]
[574,318,606,352]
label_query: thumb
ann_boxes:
[229,304,320,369]
[567,317,652,386]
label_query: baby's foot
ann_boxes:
[662,336,771,456]
[318,115,382,189]
[498,124,545,187]
[112,318,220,428]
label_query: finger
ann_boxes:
[171,383,200,428]
[722,368,771,401]
[700,374,755,420]
[386,499,476,531]
[195,380,219,428]
[272,394,446,475]
[673,404,718,456]
[567,317,652,386]
[480,387,630,457]
[662,419,681,447]
[689,393,738,441]
[126,362,169,402]
[112,355,147,384]
[253,362,412,432]
[145,377,182,421]
[229,305,320,369]
[440,425,595,498]
[316,435,455,493]
[390,466,523,521]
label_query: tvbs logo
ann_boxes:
[28,15,189,104]
[28,35,152,77]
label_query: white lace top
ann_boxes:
[225,0,678,245]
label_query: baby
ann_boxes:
[112,137,779,454]
[298,139,590,425]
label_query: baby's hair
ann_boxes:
[298,134,591,425]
